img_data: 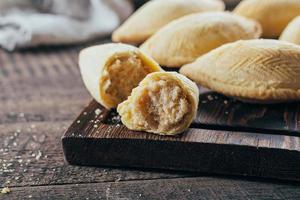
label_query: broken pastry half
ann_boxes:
[180,39,300,103]
[140,12,262,68]
[117,72,199,135]
[280,16,300,45]
[112,0,225,44]
[234,0,300,38]
[79,43,163,109]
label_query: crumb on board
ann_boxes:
[95,108,102,115]
[1,187,11,194]
[35,151,42,160]
[207,95,214,101]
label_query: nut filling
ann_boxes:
[139,78,191,133]
[101,53,152,107]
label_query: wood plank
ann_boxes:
[0,46,192,189]
[0,122,192,188]
[195,90,300,136]
[63,101,300,181]
[1,177,300,200]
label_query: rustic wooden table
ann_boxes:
[0,41,300,200]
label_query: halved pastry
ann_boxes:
[234,0,300,38]
[79,43,163,109]
[140,12,262,68]
[180,39,300,103]
[117,72,199,135]
[112,0,225,44]
[280,16,300,45]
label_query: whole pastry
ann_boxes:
[117,72,199,135]
[180,39,300,103]
[79,43,163,109]
[234,0,300,38]
[140,12,262,68]
[112,0,225,44]
[280,16,300,45]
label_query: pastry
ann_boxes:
[280,16,300,45]
[79,43,162,109]
[180,39,300,103]
[140,12,262,68]
[112,0,225,44]
[234,0,300,38]
[117,72,199,135]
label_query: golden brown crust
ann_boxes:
[140,12,262,68]
[112,0,225,44]
[234,0,300,38]
[180,39,300,103]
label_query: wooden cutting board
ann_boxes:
[62,89,300,181]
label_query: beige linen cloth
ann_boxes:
[0,0,133,51]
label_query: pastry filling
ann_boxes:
[101,53,153,107]
[136,78,191,133]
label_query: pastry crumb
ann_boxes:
[207,95,214,101]
[94,109,102,115]
[35,151,42,160]
[1,187,11,194]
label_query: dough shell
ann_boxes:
[180,39,300,103]
[117,72,199,135]
[112,0,225,44]
[140,12,262,68]
[280,16,300,45]
[79,43,162,109]
[234,0,300,38]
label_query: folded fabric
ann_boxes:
[0,0,133,51]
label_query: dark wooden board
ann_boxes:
[62,89,300,181]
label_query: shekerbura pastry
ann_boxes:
[280,16,300,45]
[140,12,262,68]
[234,0,300,38]
[117,72,199,135]
[79,43,163,109]
[180,39,300,103]
[112,0,225,44]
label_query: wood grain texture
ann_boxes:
[0,37,299,198]
[63,99,300,181]
[196,90,300,136]
[2,177,300,200]
[0,122,191,188]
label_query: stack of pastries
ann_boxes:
[79,0,300,136]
